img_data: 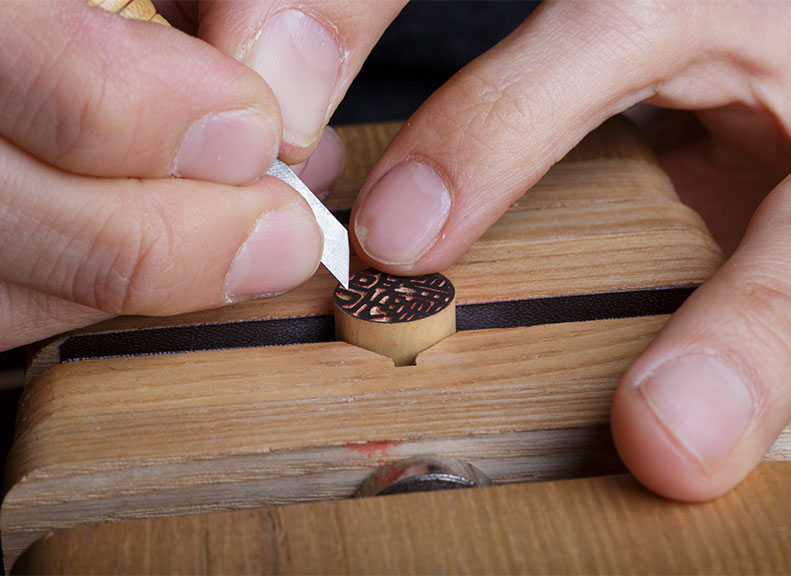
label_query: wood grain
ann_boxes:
[14,462,791,575]
[3,118,746,569]
[0,317,660,567]
[5,316,790,568]
[25,120,722,383]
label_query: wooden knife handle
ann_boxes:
[88,0,170,26]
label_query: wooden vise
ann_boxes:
[3,119,789,573]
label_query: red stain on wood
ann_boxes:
[345,441,399,463]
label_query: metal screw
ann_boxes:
[356,455,491,498]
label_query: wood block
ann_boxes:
[7,118,789,570]
[13,462,791,574]
[5,318,790,568]
[148,14,170,26]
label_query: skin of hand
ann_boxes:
[3,0,788,505]
[349,1,791,502]
[0,0,401,350]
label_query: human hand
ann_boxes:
[349,1,791,501]
[0,0,402,351]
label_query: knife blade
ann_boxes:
[85,1,351,288]
[267,159,350,289]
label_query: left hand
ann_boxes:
[0,0,401,350]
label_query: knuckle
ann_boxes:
[22,14,137,173]
[74,194,176,315]
[52,74,126,171]
[425,70,543,165]
[723,267,791,358]
[565,0,690,58]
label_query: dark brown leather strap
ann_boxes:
[59,285,696,363]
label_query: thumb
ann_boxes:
[0,137,323,316]
[0,1,281,184]
[611,174,791,501]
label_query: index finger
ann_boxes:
[348,1,768,273]
[0,1,281,184]
[198,0,406,162]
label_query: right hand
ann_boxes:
[0,0,403,351]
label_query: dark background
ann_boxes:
[332,1,539,123]
[0,5,540,565]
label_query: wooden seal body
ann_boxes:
[334,270,456,366]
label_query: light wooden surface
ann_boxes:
[25,119,722,382]
[14,461,791,575]
[3,118,747,569]
[5,317,790,568]
[1,317,661,567]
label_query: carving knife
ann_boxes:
[87,0,351,290]
[267,159,349,289]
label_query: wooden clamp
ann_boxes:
[7,118,766,571]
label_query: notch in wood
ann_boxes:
[333,270,456,366]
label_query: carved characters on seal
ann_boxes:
[334,270,455,323]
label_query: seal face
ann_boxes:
[334,269,455,323]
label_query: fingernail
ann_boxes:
[296,127,345,199]
[225,205,323,301]
[246,10,340,148]
[638,355,753,471]
[174,109,278,186]
[354,162,451,265]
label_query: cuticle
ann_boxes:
[293,4,347,88]
[171,108,275,181]
[637,382,711,474]
[225,290,286,305]
[359,156,455,213]
[634,351,759,475]
[254,5,345,129]
[223,209,273,302]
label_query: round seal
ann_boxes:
[333,269,457,366]
[333,269,455,324]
